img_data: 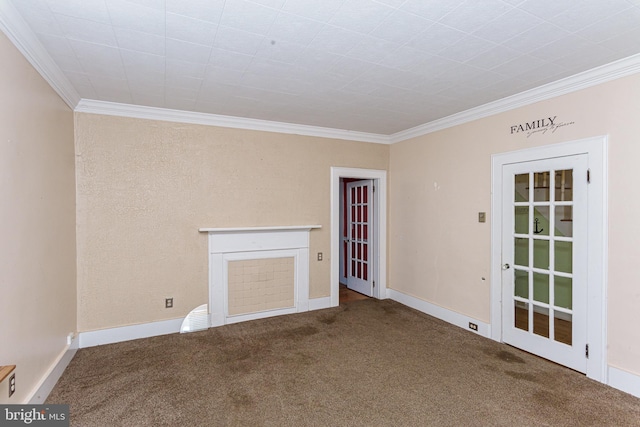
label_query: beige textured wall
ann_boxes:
[389,73,640,376]
[0,33,76,403]
[75,113,388,332]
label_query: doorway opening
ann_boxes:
[331,167,387,307]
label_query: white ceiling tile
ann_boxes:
[340,78,379,95]
[548,0,631,33]
[513,62,570,86]
[36,33,75,57]
[374,0,406,7]
[166,39,212,63]
[106,0,166,36]
[307,26,365,55]
[53,54,85,73]
[199,81,239,98]
[69,40,126,77]
[11,0,49,14]
[125,0,166,11]
[166,13,217,46]
[405,23,466,55]
[208,48,253,71]
[370,10,433,45]
[329,0,394,34]
[213,26,265,55]
[517,0,572,20]
[219,0,279,35]
[465,44,521,71]
[598,28,640,56]
[166,0,225,23]
[378,46,434,72]
[64,71,93,87]
[128,71,166,87]
[438,35,497,63]
[473,8,541,44]
[165,75,204,91]
[400,0,464,22]
[490,54,548,77]
[294,48,342,72]
[132,92,165,108]
[55,14,117,46]
[205,66,245,85]
[344,36,399,63]
[248,0,286,8]
[254,38,306,63]
[368,84,413,100]
[45,0,110,24]
[328,56,374,80]
[577,8,640,43]
[267,12,325,45]
[438,0,512,33]
[70,83,98,99]
[358,63,402,84]
[165,85,199,99]
[89,75,132,100]
[165,59,207,79]
[528,35,594,62]
[550,45,619,71]
[120,49,165,75]
[113,27,165,55]
[17,5,64,37]
[503,22,569,54]
[281,0,345,22]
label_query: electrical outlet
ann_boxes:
[317,252,323,261]
[9,373,15,398]
[165,298,173,308]
[468,322,478,331]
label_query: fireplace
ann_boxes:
[199,226,321,327]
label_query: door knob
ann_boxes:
[502,263,510,270]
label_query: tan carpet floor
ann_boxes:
[47,299,640,426]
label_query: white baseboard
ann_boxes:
[309,296,331,311]
[225,307,298,325]
[388,289,490,337]
[608,366,640,398]
[79,318,183,348]
[27,336,79,404]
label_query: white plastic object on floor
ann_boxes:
[180,304,209,333]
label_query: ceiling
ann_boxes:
[4,0,640,137]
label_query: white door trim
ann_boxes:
[490,136,608,383]
[331,167,387,307]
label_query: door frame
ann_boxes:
[331,167,387,307]
[490,136,608,383]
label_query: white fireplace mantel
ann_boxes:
[199,225,321,327]
[199,225,322,233]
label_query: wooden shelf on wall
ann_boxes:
[0,365,15,383]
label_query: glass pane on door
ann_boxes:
[554,313,572,345]
[509,168,576,348]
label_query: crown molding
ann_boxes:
[0,0,80,109]
[389,53,640,143]
[75,99,392,144]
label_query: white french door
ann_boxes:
[346,180,373,297]
[502,154,588,373]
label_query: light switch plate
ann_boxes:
[478,212,486,223]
